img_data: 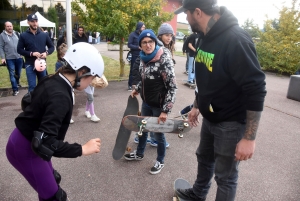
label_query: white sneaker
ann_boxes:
[90,114,100,122]
[70,119,74,124]
[85,111,91,118]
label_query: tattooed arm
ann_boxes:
[235,110,262,161]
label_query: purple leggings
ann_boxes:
[6,128,58,200]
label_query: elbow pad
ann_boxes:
[31,131,54,161]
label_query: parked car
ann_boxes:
[176,31,185,40]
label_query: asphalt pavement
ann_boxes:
[0,42,299,201]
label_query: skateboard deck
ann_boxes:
[112,96,139,160]
[122,115,191,138]
[173,178,192,201]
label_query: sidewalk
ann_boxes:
[0,43,299,201]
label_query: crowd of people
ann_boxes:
[0,0,269,200]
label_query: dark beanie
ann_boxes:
[138,29,157,47]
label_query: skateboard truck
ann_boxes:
[178,123,189,138]
[137,120,147,137]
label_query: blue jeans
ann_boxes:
[128,54,138,87]
[6,58,23,92]
[25,64,47,92]
[193,118,245,201]
[137,102,166,163]
[185,53,189,72]
[188,56,195,82]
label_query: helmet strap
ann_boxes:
[73,71,92,89]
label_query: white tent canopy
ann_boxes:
[20,12,56,33]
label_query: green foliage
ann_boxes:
[241,18,260,38]
[55,3,65,14]
[256,0,300,75]
[0,0,13,10]
[72,0,173,77]
[47,7,59,30]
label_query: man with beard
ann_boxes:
[73,26,88,44]
[127,21,145,91]
[0,21,23,96]
[174,0,266,201]
[17,14,54,92]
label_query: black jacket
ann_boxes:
[194,6,266,123]
[127,22,144,56]
[15,74,82,158]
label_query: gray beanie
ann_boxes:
[158,23,174,36]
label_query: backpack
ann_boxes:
[126,51,132,62]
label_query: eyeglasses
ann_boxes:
[141,40,154,46]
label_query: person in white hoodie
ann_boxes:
[0,21,23,96]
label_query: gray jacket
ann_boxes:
[0,30,21,60]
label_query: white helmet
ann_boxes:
[63,42,104,77]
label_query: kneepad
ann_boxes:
[53,170,61,184]
[44,186,67,201]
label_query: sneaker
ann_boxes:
[187,81,195,85]
[85,111,91,118]
[18,84,22,88]
[149,161,164,174]
[12,91,19,96]
[128,86,132,91]
[70,119,74,124]
[175,188,206,201]
[90,114,100,122]
[179,111,188,120]
[149,140,169,148]
[124,150,144,161]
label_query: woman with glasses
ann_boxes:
[124,29,177,175]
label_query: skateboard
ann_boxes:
[183,81,196,89]
[173,178,192,201]
[122,115,191,138]
[112,95,139,160]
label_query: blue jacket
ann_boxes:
[17,28,54,65]
[127,22,144,56]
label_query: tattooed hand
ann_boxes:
[235,111,261,161]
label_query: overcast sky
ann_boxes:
[177,0,294,28]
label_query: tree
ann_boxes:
[0,0,13,10]
[30,4,44,13]
[47,6,59,34]
[55,3,65,14]
[241,18,260,38]
[256,0,300,75]
[72,0,173,77]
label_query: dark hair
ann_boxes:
[55,64,90,76]
[57,43,68,61]
[201,6,220,16]
[157,35,175,58]
[78,26,84,31]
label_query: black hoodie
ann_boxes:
[127,22,144,56]
[194,7,266,123]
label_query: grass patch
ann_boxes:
[0,53,129,88]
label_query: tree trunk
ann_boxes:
[119,40,125,77]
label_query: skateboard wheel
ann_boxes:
[184,123,189,127]
[178,133,183,138]
[137,132,143,137]
[126,146,132,152]
[141,120,147,124]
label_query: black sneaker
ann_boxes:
[149,161,164,174]
[12,91,19,96]
[53,170,61,184]
[124,151,143,161]
[128,86,132,91]
[175,188,206,201]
